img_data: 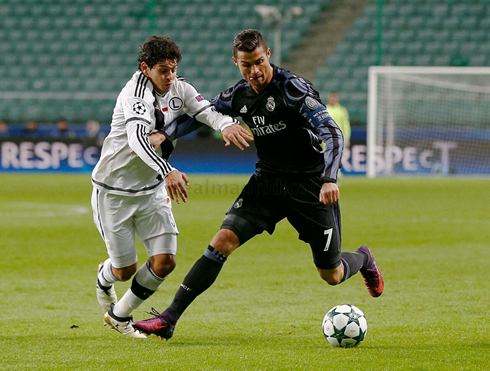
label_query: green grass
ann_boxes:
[0,174,488,370]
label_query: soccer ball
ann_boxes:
[322,304,368,348]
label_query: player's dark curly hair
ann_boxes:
[232,29,268,57]
[138,36,182,69]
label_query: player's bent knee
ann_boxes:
[150,254,176,277]
[218,214,260,252]
[323,276,342,286]
[113,263,138,281]
[210,229,240,256]
[318,267,343,286]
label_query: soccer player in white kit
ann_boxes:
[91,36,252,338]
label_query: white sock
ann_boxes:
[113,261,166,318]
[112,292,139,318]
[98,258,117,287]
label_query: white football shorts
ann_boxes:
[91,185,179,268]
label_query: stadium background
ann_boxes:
[1,2,489,368]
[0,0,489,174]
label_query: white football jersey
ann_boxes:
[92,71,238,196]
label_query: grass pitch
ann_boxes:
[0,174,488,370]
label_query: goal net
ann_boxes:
[367,67,490,178]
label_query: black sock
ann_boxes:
[340,252,366,282]
[167,246,226,318]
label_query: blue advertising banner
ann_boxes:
[5,128,484,176]
[0,131,367,175]
[0,138,100,173]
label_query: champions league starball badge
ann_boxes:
[132,102,147,115]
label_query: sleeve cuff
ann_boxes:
[321,176,337,184]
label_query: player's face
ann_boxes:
[141,60,177,94]
[328,93,339,106]
[233,46,273,93]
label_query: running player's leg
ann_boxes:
[92,188,138,311]
[164,174,281,318]
[312,226,383,296]
[286,202,347,285]
[114,186,179,318]
[133,174,283,338]
[114,234,177,318]
[92,189,146,337]
[285,177,366,285]
[133,215,263,339]
[165,214,256,316]
[306,201,383,296]
[102,235,174,339]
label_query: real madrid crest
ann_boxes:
[234,198,243,209]
[266,96,275,112]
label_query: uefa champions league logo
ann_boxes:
[132,102,147,115]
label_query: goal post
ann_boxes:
[367,66,490,178]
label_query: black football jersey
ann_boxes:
[165,65,344,182]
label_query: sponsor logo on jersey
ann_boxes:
[252,116,266,126]
[195,94,204,102]
[305,96,319,110]
[250,116,287,136]
[240,105,248,113]
[162,107,168,112]
[132,102,147,115]
[266,96,275,112]
[169,97,183,110]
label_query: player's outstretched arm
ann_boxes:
[165,170,190,204]
[222,124,253,150]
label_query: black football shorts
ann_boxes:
[222,172,342,269]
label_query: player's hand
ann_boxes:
[222,124,253,150]
[165,170,190,204]
[320,182,339,205]
[148,132,166,150]
[129,132,166,154]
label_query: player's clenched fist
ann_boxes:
[165,170,190,204]
[320,182,339,205]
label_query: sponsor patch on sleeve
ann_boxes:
[305,96,319,110]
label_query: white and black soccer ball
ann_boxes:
[322,304,368,348]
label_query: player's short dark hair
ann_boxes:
[232,29,268,57]
[138,36,182,69]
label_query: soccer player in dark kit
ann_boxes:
[133,29,384,339]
